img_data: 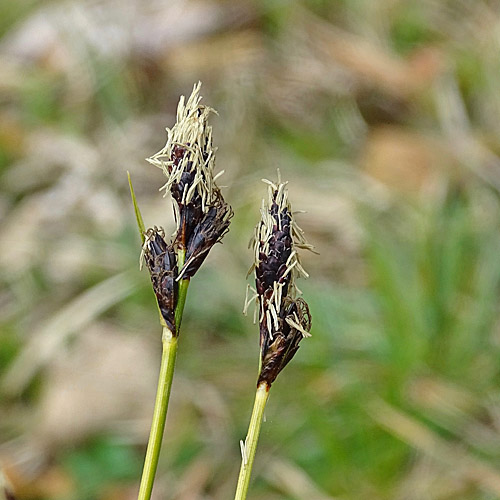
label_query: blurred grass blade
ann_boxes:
[368,398,500,496]
[264,459,338,500]
[1,272,138,396]
[128,171,146,244]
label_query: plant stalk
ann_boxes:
[137,249,190,500]
[234,382,270,500]
[137,330,178,500]
[175,278,189,330]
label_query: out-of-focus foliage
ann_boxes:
[2,0,500,499]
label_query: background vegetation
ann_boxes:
[2,1,500,499]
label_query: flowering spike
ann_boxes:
[251,176,313,387]
[138,83,232,333]
[147,82,232,262]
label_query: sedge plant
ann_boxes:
[128,82,232,500]
[235,175,314,500]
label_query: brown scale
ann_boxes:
[255,201,293,300]
[181,199,233,279]
[168,144,204,249]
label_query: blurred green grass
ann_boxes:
[2,1,500,499]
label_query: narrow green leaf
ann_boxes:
[127,171,146,244]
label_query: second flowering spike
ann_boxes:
[250,175,314,387]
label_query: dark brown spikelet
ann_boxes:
[147,82,233,279]
[181,198,233,279]
[255,191,294,303]
[248,176,314,388]
[258,298,311,386]
[143,227,178,335]
[168,144,202,247]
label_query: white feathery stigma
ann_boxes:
[146,82,223,212]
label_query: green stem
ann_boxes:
[234,383,270,500]
[137,249,190,500]
[175,279,189,331]
[175,247,189,334]
[137,330,178,500]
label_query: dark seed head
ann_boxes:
[143,227,178,335]
[249,177,314,387]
